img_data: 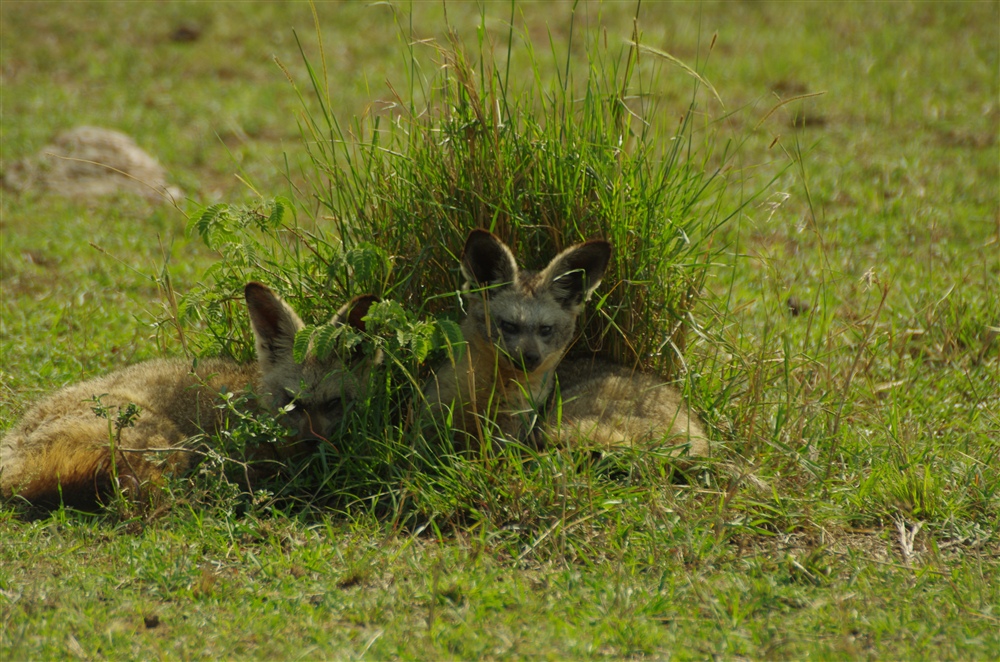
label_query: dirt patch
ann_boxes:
[3,126,183,203]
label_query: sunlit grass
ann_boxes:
[1,1,997,659]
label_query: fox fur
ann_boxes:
[0,283,377,507]
[424,229,611,446]
[547,357,709,457]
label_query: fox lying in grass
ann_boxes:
[425,229,708,456]
[0,283,377,508]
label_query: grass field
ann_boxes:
[2,1,998,658]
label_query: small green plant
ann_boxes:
[89,395,144,518]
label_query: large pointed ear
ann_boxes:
[332,294,379,332]
[460,229,518,294]
[245,282,306,365]
[541,240,612,310]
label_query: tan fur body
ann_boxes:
[548,358,709,457]
[0,284,378,507]
[1,359,261,506]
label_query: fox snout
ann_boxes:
[513,348,542,372]
[497,335,544,373]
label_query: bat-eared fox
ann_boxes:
[1,283,377,508]
[425,229,707,457]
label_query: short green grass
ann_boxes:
[2,2,998,659]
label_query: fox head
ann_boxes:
[244,282,378,442]
[460,229,612,376]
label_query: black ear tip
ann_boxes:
[581,240,612,275]
[349,293,380,317]
[564,240,612,274]
[463,228,499,253]
[353,293,381,307]
[586,240,613,261]
[467,228,494,240]
[244,281,272,303]
[346,294,380,331]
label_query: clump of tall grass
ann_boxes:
[183,7,740,376]
[175,6,753,532]
[298,19,740,377]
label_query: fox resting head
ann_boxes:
[245,282,379,444]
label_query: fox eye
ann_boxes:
[318,397,342,412]
[499,320,520,335]
[538,325,553,337]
